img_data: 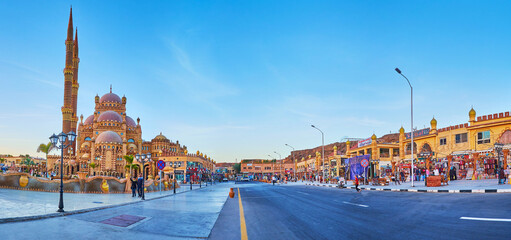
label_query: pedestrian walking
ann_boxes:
[499,168,505,184]
[130,177,137,197]
[355,175,361,192]
[137,176,143,197]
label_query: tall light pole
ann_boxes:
[49,131,77,213]
[135,153,151,200]
[268,154,276,180]
[285,144,296,180]
[395,67,415,187]
[311,125,325,182]
[274,151,282,179]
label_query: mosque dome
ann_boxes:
[430,117,437,126]
[469,108,476,117]
[126,116,137,127]
[84,115,94,125]
[154,132,167,141]
[95,131,123,144]
[97,111,123,123]
[100,92,122,103]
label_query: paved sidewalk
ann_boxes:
[0,182,232,239]
[302,179,511,193]
[0,183,209,219]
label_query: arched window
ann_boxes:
[128,139,135,143]
[405,142,417,154]
[84,137,92,141]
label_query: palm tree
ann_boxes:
[37,142,54,163]
[21,157,35,173]
[125,164,139,177]
[89,163,98,176]
[123,155,135,176]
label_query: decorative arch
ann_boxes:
[497,129,511,144]
[420,143,432,153]
[128,139,135,143]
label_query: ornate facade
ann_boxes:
[48,8,215,179]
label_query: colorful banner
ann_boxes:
[405,128,430,139]
[346,154,370,179]
[357,138,372,148]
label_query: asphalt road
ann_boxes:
[210,182,511,240]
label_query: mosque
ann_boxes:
[47,8,214,179]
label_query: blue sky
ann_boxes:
[1,1,510,162]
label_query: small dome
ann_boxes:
[430,117,437,125]
[84,115,94,125]
[469,108,476,117]
[100,92,122,103]
[399,126,405,134]
[371,134,377,141]
[154,132,167,140]
[96,131,123,144]
[126,116,137,127]
[97,111,123,123]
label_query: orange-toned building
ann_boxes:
[47,8,215,179]
[240,159,294,180]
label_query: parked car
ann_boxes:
[242,177,250,182]
[222,178,228,182]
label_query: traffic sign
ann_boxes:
[157,160,165,170]
[361,159,369,168]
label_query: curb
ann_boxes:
[303,183,511,193]
[0,184,214,224]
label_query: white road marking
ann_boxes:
[298,192,310,195]
[342,201,369,208]
[460,217,511,222]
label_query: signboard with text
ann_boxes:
[405,128,430,139]
[357,138,372,148]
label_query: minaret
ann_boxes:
[71,28,80,134]
[62,7,74,152]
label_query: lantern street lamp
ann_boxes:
[285,144,296,181]
[49,131,77,212]
[495,143,504,169]
[135,153,151,200]
[311,125,325,182]
[395,67,415,187]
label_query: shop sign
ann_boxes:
[357,138,372,148]
[405,128,430,139]
[400,163,411,168]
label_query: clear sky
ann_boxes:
[1,1,510,162]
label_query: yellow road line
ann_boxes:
[238,188,248,240]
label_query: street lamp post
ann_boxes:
[135,153,151,200]
[274,151,282,180]
[311,125,325,183]
[285,144,296,181]
[268,154,276,185]
[49,131,77,213]
[395,67,415,187]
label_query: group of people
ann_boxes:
[130,175,145,197]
